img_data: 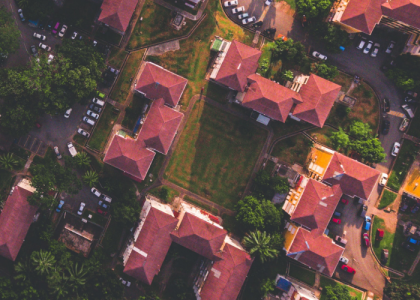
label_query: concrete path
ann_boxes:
[147,40,180,56]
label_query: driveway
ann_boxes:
[327,195,386,294]
[59,185,105,215]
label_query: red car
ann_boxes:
[97,201,109,216]
[332,218,341,224]
[363,233,370,247]
[341,264,356,274]
[341,198,349,205]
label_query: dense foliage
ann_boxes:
[296,0,332,18]
[0,6,20,57]
[311,62,339,80]
[253,170,289,199]
[310,23,351,53]
[243,231,280,263]
[384,282,420,300]
[386,54,420,90]
[324,285,357,300]
[268,38,308,67]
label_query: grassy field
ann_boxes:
[378,189,397,209]
[149,185,180,203]
[108,46,127,70]
[122,94,149,129]
[110,49,147,103]
[145,0,254,110]
[134,152,165,192]
[73,133,88,147]
[94,28,122,45]
[128,0,195,49]
[289,264,315,286]
[387,140,417,191]
[319,276,362,300]
[87,105,119,152]
[271,118,313,140]
[204,81,230,104]
[330,72,352,93]
[164,101,267,209]
[280,0,296,10]
[271,134,312,166]
[308,127,337,149]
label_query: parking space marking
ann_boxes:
[388,110,405,118]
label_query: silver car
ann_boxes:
[87,110,99,120]
[242,16,256,24]
[363,40,373,54]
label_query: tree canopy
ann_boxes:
[296,0,333,18]
[253,170,289,199]
[384,282,420,300]
[386,54,420,90]
[310,23,351,53]
[311,63,338,80]
[324,285,357,300]
[349,121,372,140]
[0,6,20,57]
[268,38,308,67]
[243,231,280,263]
[330,127,350,150]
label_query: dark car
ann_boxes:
[30,45,38,57]
[411,204,420,214]
[381,249,389,263]
[89,104,102,113]
[383,98,390,112]
[97,201,109,216]
[47,20,54,30]
[405,96,420,104]
[381,119,390,135]
[38,20,46,30]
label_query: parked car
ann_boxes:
[335,236,348,245]
[89,104,102,113]
[71,31,78,40]
[97,201,109,216]
[363,233,370,247]
[47,20,54,30]
[391,142,401,157]
[38,20,46,30]
[38,43,51,51]
[381,249,389,263]
[242,16,256,24]
[87,110,99,120]
[412,204,420,214]
[312,51,327,60]
[83,116,96,126]
[332,218,341,224]
[56,200,65,213]
[360,204,368,218]
[30,45,38,57]
[77,128,90,138]
[363,216,372,231]
[383,98,390,112]
[47,54,54,64]
[404,96,420,104]
[381,119,390,135]
[17,9,25,22]
[223,0,238,7]
[370,43,380,57]
[53,146,62,159]
[92,98,105,107]
[91,187,102,197]
[401,202,409,212]
[77,202,86,215]
[108,66,120,75]
[58,24,68,37]
[341,198,349,205]
[379,173,388,186]
[96,91,105,99]
[33,32,46,41]
[376,228,384,241]
[402,104,415,118]
[238,12,249,20]
[363,41,373,54]
[64,108,72,118]
[399,118,410,132]
[232,6,245,13]
[265,0,273,5]
[100,193,112,203]
[339,256,349,264]
[333,211,342,217]
[341,265,356,274]
[67,142,77,157]
[385,41,395,54]
[356,37,366,50]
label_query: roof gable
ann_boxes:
[98,0,138,32]
[382,0,420,29]
[341,0,383,34]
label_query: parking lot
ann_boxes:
[59,185,107,216]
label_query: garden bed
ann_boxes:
[378,190,397,209]
[319,276,362,300]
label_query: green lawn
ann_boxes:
[122,94,148,129]
[128,0,196,49]
[101,219,124,254]
[164,101,267,209]
[134,152,165,192]
[289,264,315,286]
[82,209,108,227]
[265,160,276,173]
[387,140,417,191]
[271,134,312,166]
[271,118,313,140]
[94,28,122,45]
[279,0,296,10]
[204,81,230,104]
[149,185,180,204]
[319,276,362,300]
[184,195,219,215]
[378,189,397,209]
[87,105,119,152]
[108,46,127,70]
[110,50,146,103]
[308,127,337,149]
[73,133,88,147]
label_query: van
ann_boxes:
[92,97,105,107]
[402,104,415,118]
[52,22,60,34]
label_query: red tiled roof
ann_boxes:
[98,0,138,33]
[382,0,420,30]
[293,75,341,128]
[138,98,183,154]
[171,213,227,260]
[104,136,155,182]
[200,243,253,300]
[135,62,188,107]
[340,0,383,34]
[291,179,342,231]
[323,152,381,200]
[215,40,261,92]
[288,228,344,277]
[0,186,37,261]
[123,207,178,284]
[242,74,302,123]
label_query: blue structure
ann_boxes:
[276,277,292,292]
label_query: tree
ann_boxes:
[260,278,275,297]
[236,196,265,231]
[261,201,284,232]
[75,152,91,168]
[349,121,372,140]
[83,170,99,187]
[0,277,18,300]
[31,250,56,275]
[385,54,420,90]
[67,263,87,294]
[269,39,308,66]
[243,231,279,263]
[310,23,351,53]
[0,6,20,56]
[384,282,420,300]
[282,70,294,81]
[14,260,33,282]
[271,176,289,194]
[330,127,349,150]
[311,63,338,80]
[350,138,386,164]
[296,0,332,18]
[324,284,357,300]
[0,153,18,170]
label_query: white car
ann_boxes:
[238,12,249,20]
[83,116,95,126]
[379,173,388,186]
[58,25,68,38]
[54,146,62,159]
[87,110,99,120]
[224,0,238,7]
[339,256,349,264]
[356,38,366,50]
[385,41,395,54]
[92,98,105,107]
[232,6,245,14]
[77,202,86,215]
[370,43,380,57]
[33,32,46,41]
[242,16,256,24]
[312,51,327,60]
[38,43,51,51]
[363,41,373,54]
[64,108,72,118]
[100,193,112,203]
[91,187,102,197]
[17,9,25,22]
[391,142,400,157]
[77,128,90,137]
[47,54,54,64]
[71,31,78,40]
[265,0,273,5]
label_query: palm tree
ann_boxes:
[14,259,32,282]
[75,152,91,168]
[31,250,56,275]
[83,170,98,187]
[242,231,279,263]
[0,153,18,170]
[48,266,69,299]
[67,263,87,295]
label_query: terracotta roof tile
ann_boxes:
[0,186,37,261]
[382,0,420,29]
[215,40,261,92]
[98,0,138,33]
[242,74,302,123]
[293,75,341,127]
[135,62,188,107]
[341,0,383,34]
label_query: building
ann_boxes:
[282,146,380,276]
[0,179,37,261]
[123,198,253,300]
[98,0,139,35]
